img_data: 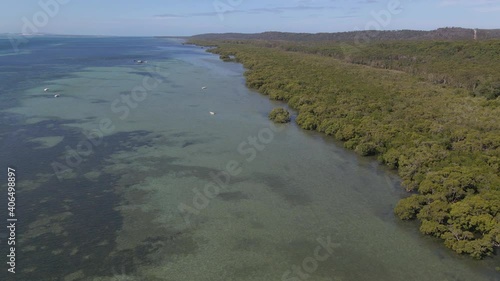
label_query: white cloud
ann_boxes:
[439,0,500,13]
[474,5,500,12]
[440,0,500,6]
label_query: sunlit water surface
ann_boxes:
[0,36,498,281]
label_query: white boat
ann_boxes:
[202,86,207,90]
[209,111,215,115]
[44,88,49,92]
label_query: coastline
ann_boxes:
[188,39,500,261]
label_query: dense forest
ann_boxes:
[188,34,500,259]
[223,40,500,100]
[190,27,500,42]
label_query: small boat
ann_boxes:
[44,88,49,92]
[54,94,60,98]
[134,60,147,64]
[202,86,207,90]
[209,111,215,115]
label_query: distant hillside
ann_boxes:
[190,27,500,42]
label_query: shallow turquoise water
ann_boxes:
[0,36,498,281]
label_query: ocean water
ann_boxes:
[0,36,498,281]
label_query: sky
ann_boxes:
[0,0,499,36]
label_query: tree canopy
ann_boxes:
[269,107,291,123]
[189,37,500,259]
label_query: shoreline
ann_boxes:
[188,39,500,261]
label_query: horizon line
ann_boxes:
[2,26,499,38]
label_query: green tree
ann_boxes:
[269,107,291,123]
